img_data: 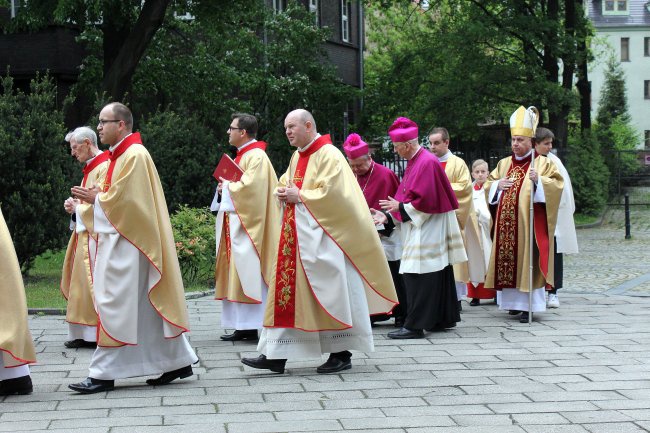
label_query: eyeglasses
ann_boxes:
[228,126,244,132]
[98,119,122,126]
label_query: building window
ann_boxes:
[309,0,319,25]
[621,37,630,61]
[645,80,650,99]
[645,37,650,57]
[273,0,286,14]
[645,131,650,149]
[603,0,629,14]
[341,0,351,43]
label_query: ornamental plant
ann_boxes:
[170,205,216,287]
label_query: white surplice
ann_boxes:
[0,359,29,380]
[212,184,267,330]
[87,199,198,380]
[256,204,373,360]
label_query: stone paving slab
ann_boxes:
[2,208,650,431]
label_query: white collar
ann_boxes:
[298,133,321,153]
[514,150,533,161]
[237,139,257,151]
[437,151,452,162]
[109,132,133,153]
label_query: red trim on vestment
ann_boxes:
[0,348,36,366]
[234,141,267,164]
[82,151,110,187]
[440,161,447,169]
[95,175,189,347]
[534,203,550,278]
[102,133,142,192]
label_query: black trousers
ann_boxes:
[551,237,563,294]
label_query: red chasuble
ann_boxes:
[273,135,330,327]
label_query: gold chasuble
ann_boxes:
[0,207,36,367]
[484,154,563,292]
[78,133,189,347]
[60,152,109,327]
[215,142,281,303]
[265,135,398,331]
[442,154,482,284]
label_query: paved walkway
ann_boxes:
[2,204,650,432]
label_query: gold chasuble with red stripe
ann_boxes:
[265,135,398,331]
[214,142,281,303]
[0,207,36,367]
[484,153,563,292]
[60,151,109,328]
[78,132,190,347]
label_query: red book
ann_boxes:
[213,154,244,182]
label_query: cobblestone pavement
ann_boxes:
[2,204,650,432]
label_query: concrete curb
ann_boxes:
[28,288,215,316]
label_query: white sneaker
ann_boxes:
[547,294,560,308]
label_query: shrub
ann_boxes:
[0,74,73,272]
[170,205,215,286]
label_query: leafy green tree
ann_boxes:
[363,0,592,146]
[595,58,640,192]
[139,108,221,211]
[0,74,72,272]
[566,128,609,216]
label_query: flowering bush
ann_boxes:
[170,205,215,286]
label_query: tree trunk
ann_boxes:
[101,0,171,103]
[575,1,592,130]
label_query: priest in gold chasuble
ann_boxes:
[212,113,281,342]
[69,103,197,394]
[61,127,109,349]
[241,109,397,375]
[0,206,36,396]
[428,127,486,307]
[484,106,563,323]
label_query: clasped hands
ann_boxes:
[70,185,101,205]
[276,181,301,204]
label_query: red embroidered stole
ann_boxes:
[273,135,331,327]
[102,133,142,192]
[473,183,483,191]
[234,141,267,164]
[493,155,531,288]
[439,161,447,170]
[82,151,110,187]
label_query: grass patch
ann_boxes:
[25,249,214,309]
[574,213,600,226]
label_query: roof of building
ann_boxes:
[588,0,650,28]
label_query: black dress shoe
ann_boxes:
[458,300,463,312]
[220,329,258,341]
[508,310,522,315]
[68,377,114,394]
[241,354,286,373]
[387,327,424,339]
[146,365,193,386]
[0,375,33,396]
[64,339,97,349]
[316,356,352,374]
[520,312,532,323]
[469,298,480,306]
